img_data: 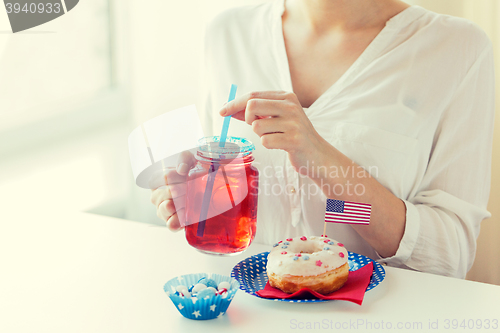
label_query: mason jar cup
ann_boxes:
[184,136,259,256]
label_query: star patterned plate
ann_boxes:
[231,251,385,303]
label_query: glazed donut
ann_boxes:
[266,236,349,294]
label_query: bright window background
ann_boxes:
[0,0,111,131]
[0,0,130,215]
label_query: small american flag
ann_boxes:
[325,199,371,225]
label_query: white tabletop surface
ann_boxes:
[1,209,499,333]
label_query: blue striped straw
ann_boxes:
[197,84,238,237]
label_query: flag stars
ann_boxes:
[192,310,201,318]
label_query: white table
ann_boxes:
[1,209,499,333]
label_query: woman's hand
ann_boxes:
[219,90,406,257]
[219,91,329,178]
[150,151,196,231]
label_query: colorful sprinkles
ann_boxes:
[273,236,347,267]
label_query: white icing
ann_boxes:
[266,236,348,276]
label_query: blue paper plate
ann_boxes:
[231,251,385,303]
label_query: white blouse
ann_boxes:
[199,0,495,278]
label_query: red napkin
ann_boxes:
[256,262,373,305]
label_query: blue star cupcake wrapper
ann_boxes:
[163,273,239,320]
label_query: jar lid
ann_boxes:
[197,136,255,160]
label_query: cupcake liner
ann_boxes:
[164,273,239,320]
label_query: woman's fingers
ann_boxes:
[161,168,186,186]
[165,208,185,232]
[219,91,291,119]
[216,90,306,153]
[149,149,195,232]
[151,184,187,231]
[148,150,195,190]
[228,98,297,124]
[176,150,197,176]
[150,187,164,207]
[150,184,186,207]
[260,132,291,151]
[157,197,186,221]
[244,99,292,124]
[252,116,287,136]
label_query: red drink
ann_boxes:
[184,137,259,255]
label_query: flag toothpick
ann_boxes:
[324,199,371,225]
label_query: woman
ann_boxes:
[151,0,495,278]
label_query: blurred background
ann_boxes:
[0,0,498,284]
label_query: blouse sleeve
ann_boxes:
[378,41,495,278]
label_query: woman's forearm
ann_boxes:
[307,136,406,257]
[219,91,406,257]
